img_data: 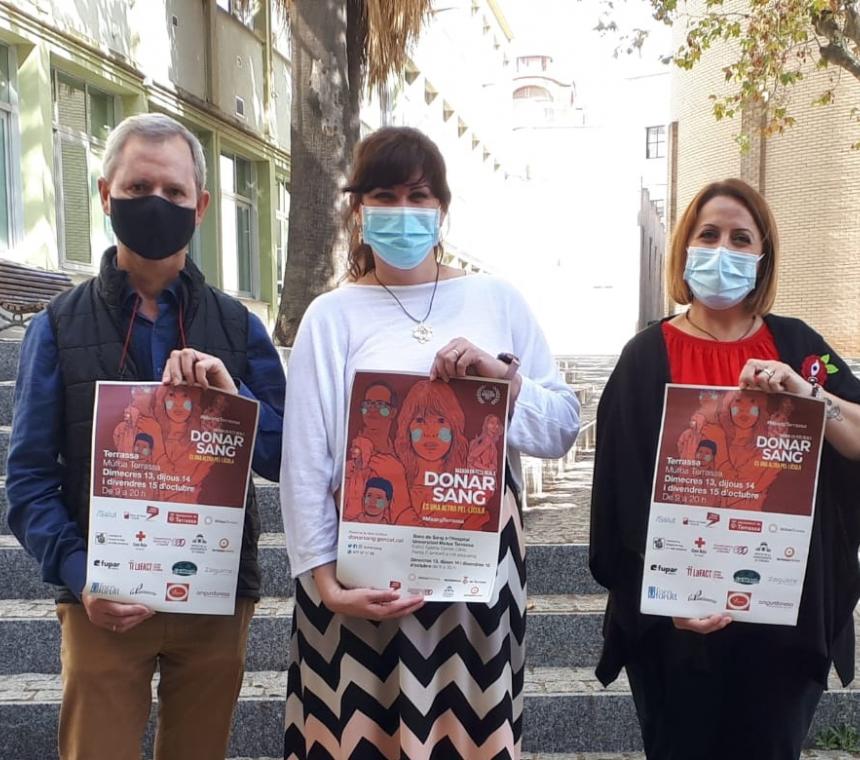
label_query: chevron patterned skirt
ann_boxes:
[284,489,526,760]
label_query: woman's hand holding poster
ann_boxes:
[337,371,510,603]
[641,385,826,625]
[86,382,259,614]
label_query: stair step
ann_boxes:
[0,381,12,427]
[3,667,860,756]
[0,594,609,674]
[0,341,20,383]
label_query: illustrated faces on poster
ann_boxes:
[349,437,374,469]
[164,386,194,423]
[131,385,155,413]
[410,413,453,461]
[360,384,396,432]
[729,392,762,430]
[134,433,154,461]
[363,478,392,518]
[778,398,794,417]
[698,390,720,421]
[484,414,502,438]
[695,440,717,464]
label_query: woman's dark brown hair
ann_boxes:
[343,127,452,281]
[667,178,779,314]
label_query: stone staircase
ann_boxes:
[2,341,860,759]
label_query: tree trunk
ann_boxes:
[273,0,362,346]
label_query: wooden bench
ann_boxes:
[0,259,73,332]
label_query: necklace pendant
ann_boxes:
[413,323,433,343]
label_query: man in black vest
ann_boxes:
[6,113,286,759]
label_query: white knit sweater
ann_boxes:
[279,274,581,577]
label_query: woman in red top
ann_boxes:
[590,179,860,759]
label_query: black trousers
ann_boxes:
[625,624,825,760]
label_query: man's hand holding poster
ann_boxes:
[337,371,510,603]
[641,385,826,625]
[86,382,259,614]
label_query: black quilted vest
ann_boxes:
[46,248,261,603]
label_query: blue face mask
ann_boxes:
[684,246,761,310]
[361,206,440,270]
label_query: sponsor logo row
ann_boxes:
[96,508,240,528]
[652,536,800,563]
[648,565,798,588]
[92,558,232,578]
[94,531,235,554]
[655,512,805,535]
[647,585,794,613]
[89,580,230,603]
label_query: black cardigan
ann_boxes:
[590,314,860,686]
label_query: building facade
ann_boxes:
[668,2,860,354]
[1,0,295,322]
[509,55,670,353]
[0,0,523,326]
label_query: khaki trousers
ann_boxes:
[57,598,255,760]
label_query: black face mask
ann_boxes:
[109,195,197,260]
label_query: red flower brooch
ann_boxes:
[801,354,839,386]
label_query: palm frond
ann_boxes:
[363,0,432,89]
[268,0,432,90]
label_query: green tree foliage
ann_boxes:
[597,0,860,146]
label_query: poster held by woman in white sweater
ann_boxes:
[337,370,511,603]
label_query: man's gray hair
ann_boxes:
[103,113,207,192]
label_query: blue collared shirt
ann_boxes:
[6,281,285,599]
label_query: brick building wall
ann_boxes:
[669,4,860,355]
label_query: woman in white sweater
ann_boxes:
[280,126,580,760]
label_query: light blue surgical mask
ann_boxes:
[361,206,440,270]
[684,246,761,310]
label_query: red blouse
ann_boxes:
[662,320,780,386]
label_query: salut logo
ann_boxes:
[146,506,159,521]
